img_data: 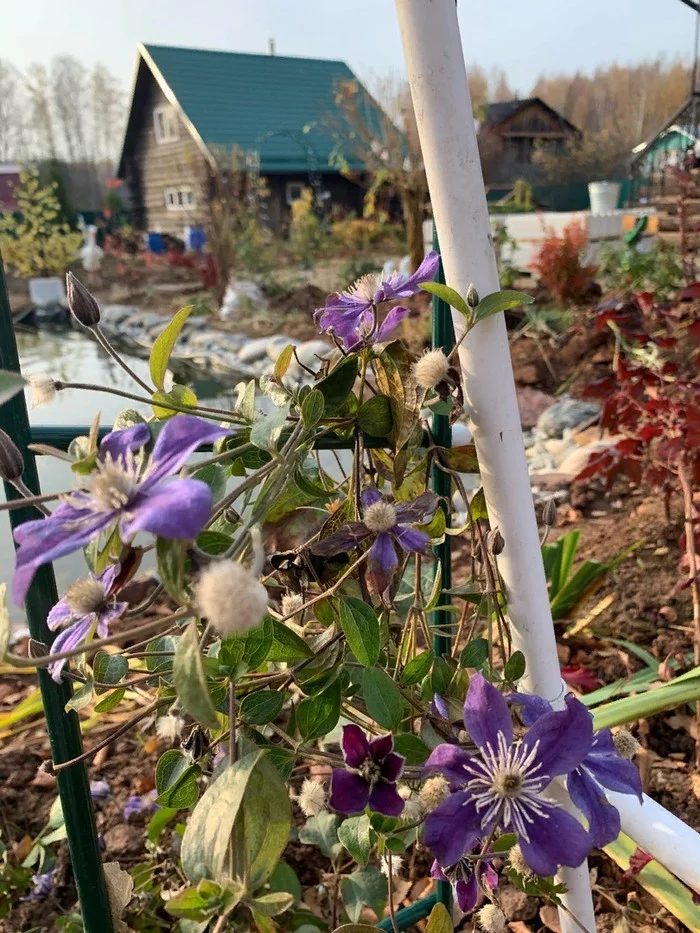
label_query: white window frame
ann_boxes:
[285,182,305,205]
[153,106,179,144]
[164,186,196,212]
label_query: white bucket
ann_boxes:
[588,181,621,214]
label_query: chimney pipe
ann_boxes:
[268,38,275,55]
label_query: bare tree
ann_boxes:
[90,63,126,164]
[0,60,28,161]
[25,64,57,159]
[51,55,89,162]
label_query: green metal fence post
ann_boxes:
[0,255,114,933]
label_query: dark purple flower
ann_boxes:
[89,778,111,800]
[46,564,127,682]
[424,673,594,877]
[430,843,498,912]
[12,415,230,605]
[315,251,439,349]
[510,692,643,849]
[124,790,158,820]
[312,486,439,595]
[23,870,54,901]
[329,724,405,817]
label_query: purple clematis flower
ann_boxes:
[124,790,158,821]
[329,724,405,817]
[312,486,439,596]
[12,415,230,605]
[46,564,128,682]
[23,870,54,902]
[509,692,643,849]
[315,251,440,349]
[89,778,112,800]
[424,673,594,877]
[430,843,498,913]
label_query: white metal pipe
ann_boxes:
[611,791,700,894]
[393,3,596,930]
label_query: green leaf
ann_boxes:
[298,811,342,860]
[268,860,301,905]
[164,886,218,921]
[146,806,178,845]
[317,356,358,411]
[468,487,489,522]
[363,668,404,730]
[337,814,371,867]
[173,619,219,729]
[441,444,479,473]
[301,388,325,428]
[425,563,443,613]
[181,750,263,883]
[431,656,452,696]
[0,370,26,407]
[392,734,431,766]
[341,867,386,924]
[195,530,233,556]
[250,404,291,451]
[156,537,188,603]
[243,755,293,890]
[274,344,295,381]
[425,901,453,933]
[94,688,125,713]
[93,651,128,694]
[373,343,423,452]
[240,690,286,725]
[401,650,434,687]
[297,680,341,742]
[490,833,518,854]
[146,635,177,674]
[150,305,192,389]
[419,281,470,319]
[191,463,227,502]
[243,615,274,667]
[247,891,295,917]
[336,597,381,667]
[267,617,313,662]
[473,289,533,324]
[504,650,526,682]
[155,749,200,809]
[357,395,393,437]
[152,383,198,420]
[592,672,700,730]
[65,674,94,712]
[460,637,489,669]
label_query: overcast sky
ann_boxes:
[0,0,696,93]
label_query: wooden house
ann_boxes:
[477,98,580,185]
[0,164,21,213]
[117,43,369,237]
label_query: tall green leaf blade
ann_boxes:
[592,673,700,729]
[550,561,608,620]
[150,306,192,389]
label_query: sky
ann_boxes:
[0,0,696,95]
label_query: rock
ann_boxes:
[103,824,143,858]
[100,304,138,328]
[296,339,330,370]
[238,336,272,364]
[266,335,298,360]
[557,440,618,479]
[499,884,538,923]
[219,279,267,320]
[516,386,556,430]
[536,395,601,439]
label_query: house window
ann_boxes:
[154,106,179,144]
[164,186,196,211]
[285,182,305,205]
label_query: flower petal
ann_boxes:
[369,733,394,762]
[379,251,440,302]
[47,598,73,631]
[394,491,440,524]
[585,731,643,799]
[145,415,230,487]
[455,873,479,912]
[329,769,370,814]
[360,485,383,509]
[393,525,430,554]
[367,532,398,593]
[430,860,447,882]
[568,768,621,849]
[48,615,95,682]
[519,695,593,781]
[508,691,553,726]
[99,423,150,463]
[424,744,475,786]
[375,305,410,343]
[311,523,372,557]
[369,780,405,817]
[425,790,482,868]
[96,602,128,637]
[379,751,404,783]
[518,805,592,877]
[96,563,121,594]
[341,724,370,768]
[463,673,513,753]
[121,478,213,540]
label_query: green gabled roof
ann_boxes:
[140,43,360,173]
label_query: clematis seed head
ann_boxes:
[508,844,535,879]
[413,348,450,389]
[27,374,57,408]
[281,592,305,623]
[363,500,397,534]
[613,729,641,760]
[156,713,185,743]
[66,271,101,327]
[65,577,107,616]
[296,778,327,817]
[418,775,450,813]
[0,429,23,482]
[477,904,507,933]
[195,559,268,636]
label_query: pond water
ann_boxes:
[2,326,238,625]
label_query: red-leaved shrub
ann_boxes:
[530,220,598,305]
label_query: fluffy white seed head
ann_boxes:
[363,499,397,534]
[613,729,641,760]
[477,905,507,933]
[413,349,450,389]
[65,577,107,616]
[281,592,305,623]
[418,775,451,813]
[398,784,423,822]
[156,714,185,744]
[380,853,404,878]
[195,560,268,636]
[508,844,535,879]
[28,374,57,408]
[296,778,327,817]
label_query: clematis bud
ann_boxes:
[413,348,450,389]
[543,497,558,528]
[466,283,479,309]
[194,559,268,636]
[477,905,507,933]
[66,271,101,327]
[0,429,24,482]
[486,527,505,555]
